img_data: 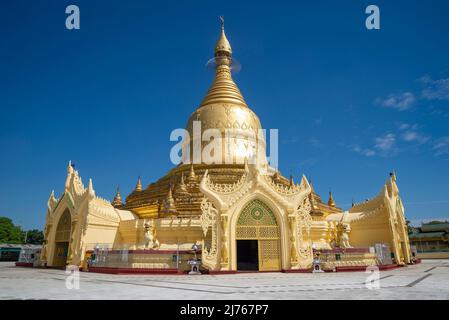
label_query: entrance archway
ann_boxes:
[235,199,281,271]
[52,209,71,267]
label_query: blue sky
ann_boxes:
[1,0,449,229]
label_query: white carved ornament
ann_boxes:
[296,197,312,259]
[200,198,218,236]
[264,175,305,196]
[205,172,247,194]
[200,199,219,269]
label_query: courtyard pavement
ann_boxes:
[0,260,448,300]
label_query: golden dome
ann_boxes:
[184,20,266,165]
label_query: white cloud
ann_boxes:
[397,122,419,131]
[401,131,430,144]
[352,145,376,157]
[374,133,396,151]
[420,75,449,101]
[433,137,449,156]
[377,92,416,111]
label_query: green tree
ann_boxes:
[25,229,44,245]
[426,220,449,225]
[0,217,24,244]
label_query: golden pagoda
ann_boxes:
[40,21,412,273]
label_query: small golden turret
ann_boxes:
[135,176,142,192]
[162,185,177,215]
[188,163,197,183]
[112,186,123,207]
[175,173,188,195]
[328,191,336,207]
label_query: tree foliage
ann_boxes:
[426,220,449,225]
[0,217,24,244]
[25,229,44,245]
[0,217,44,244]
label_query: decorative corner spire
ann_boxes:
[67,160,74,174]
[88,178,95,198]
[112,186,123,207]
[65,160,74,191]
[135,176,142,192]
[390,170,397,181]
[289,174,294,187]
[308,178,314,192]
[47,190,57,208]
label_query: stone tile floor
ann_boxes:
[0,260,448,299]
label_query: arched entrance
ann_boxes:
[52,210,71,267]
[235,199,281,271]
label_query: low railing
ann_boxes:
[84,243,197,272]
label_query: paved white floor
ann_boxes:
[0,260,448,300]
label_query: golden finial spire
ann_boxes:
[215,16,232,57]
[112,186,123,207]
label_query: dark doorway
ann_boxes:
[53,242,69,267]
[237,240,259,271]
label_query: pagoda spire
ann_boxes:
[112,186,123,207]
[199,17,247,108]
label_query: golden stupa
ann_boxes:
[40,21,412,273]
